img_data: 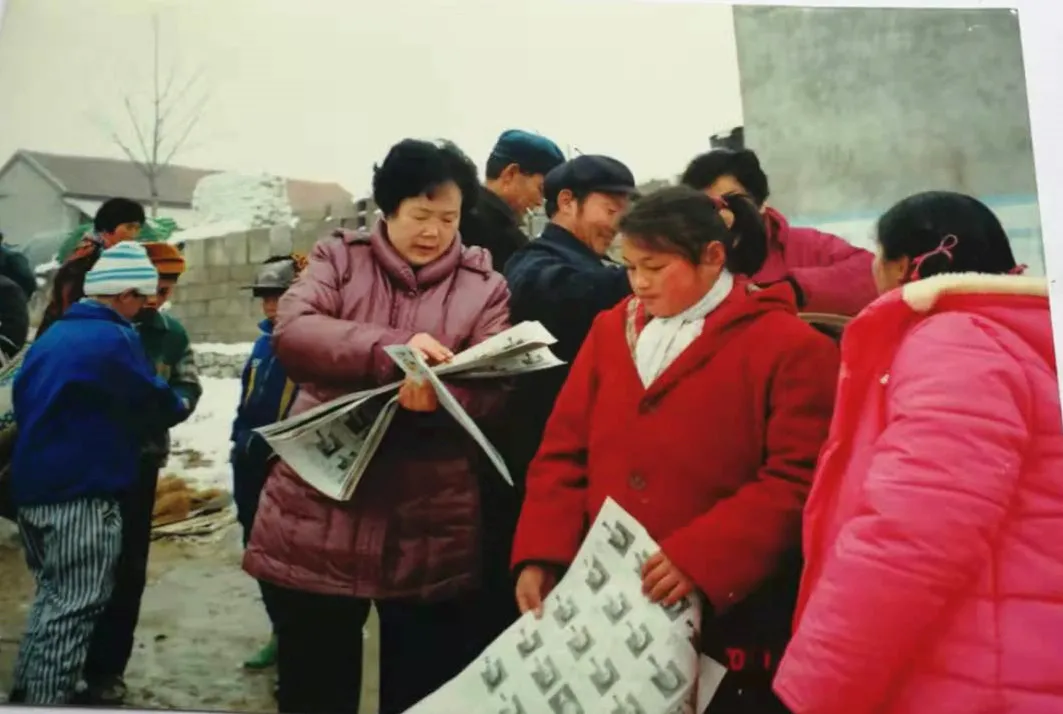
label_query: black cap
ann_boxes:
[543,155,638,207]
[489,130,566,177]
[243,258,297,295]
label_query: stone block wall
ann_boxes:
[169,218,356,343]
[194,350,251,379]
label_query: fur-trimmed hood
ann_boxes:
[900,271,1048,312]
[799,273,1053,354]
[837,272,1057,375]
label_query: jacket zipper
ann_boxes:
[244,355,276,458]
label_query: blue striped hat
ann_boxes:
[83,241,159,297]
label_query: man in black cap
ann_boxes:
[501,154,637,494]
[461,130,565,271]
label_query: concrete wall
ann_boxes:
[168,218,352,343]
[733,7,1044,274]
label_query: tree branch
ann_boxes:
[109,130,153,183]
[157,65,206,128]
[124,96,153,165]
[159,106,204,168]
[151,13,162,168]
[92,10,208,215]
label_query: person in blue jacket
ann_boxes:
[231,254,304,672]
[7,241,189,705]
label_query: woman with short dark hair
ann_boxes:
[243,138,512,714]
[681,148,877,316]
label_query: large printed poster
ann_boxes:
[404,499,727,714]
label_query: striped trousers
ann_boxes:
[11,497,123,704]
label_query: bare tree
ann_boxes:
[102,14,210,217]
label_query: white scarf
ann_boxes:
[634,270,734,387]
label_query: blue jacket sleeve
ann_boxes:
[231,352,254,443]
[519,260,631,317]
[103,329,188,430]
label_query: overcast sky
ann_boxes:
[0,0,743,197]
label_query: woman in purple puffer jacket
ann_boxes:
[243,139,511,714]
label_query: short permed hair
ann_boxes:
[371,139,480,217]
[679,149,770,207]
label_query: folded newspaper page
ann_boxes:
[402,498,728,714]
[384,344,512,485]
[254,321,563,501]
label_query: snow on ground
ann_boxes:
[33,257,59,276]
[168,377,242,491]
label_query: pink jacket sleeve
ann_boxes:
[774,312,1032,714]
[785,227,878,316]
[444,278,513,421]
[273,238,416,386]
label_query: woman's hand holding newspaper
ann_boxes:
[397,376,439,412]
[407,333,454,365]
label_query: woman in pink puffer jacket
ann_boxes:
[773,191,1063,714]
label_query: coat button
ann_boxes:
[629,470,647,490]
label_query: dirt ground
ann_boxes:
[0,523,382,713]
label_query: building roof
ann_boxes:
[5,150,353,213]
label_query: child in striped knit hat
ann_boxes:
[6,242,190,705]
[81,241,203,707]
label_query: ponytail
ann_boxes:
[618,185,768,275]
[709,193,769,277]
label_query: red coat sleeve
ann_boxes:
[660,326,839,612]
[773,314,1031,714]
[444,278,513,421]
[510,316,601,569]
[273,238,416,386]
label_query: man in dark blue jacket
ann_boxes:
[502,154,637,500]
[231,254,302,673]
[7,241,187,705]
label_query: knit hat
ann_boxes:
[489,130,566,177]
[83,241,159,297]
[143,241,186,278]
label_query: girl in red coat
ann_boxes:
[511,185,840,713]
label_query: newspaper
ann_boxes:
[402,498,728,714]
[254,321,564,501]
[384,345,511,483]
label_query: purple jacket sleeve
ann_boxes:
[273,239,416,386]
[443,277,512,421]
[785,227,879,316]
